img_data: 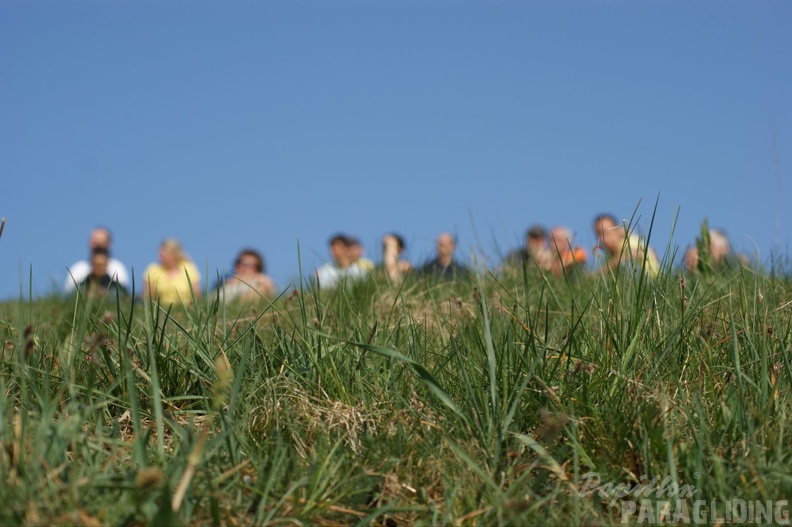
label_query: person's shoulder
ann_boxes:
[503,249,525,265]
[255,273,276,296]
[721,252,748,270]
[106,258,130,283]
[451,260,470,273]
[347,261,369,276]
[65,260,91,290]
[145,263,171,283]
[315,262,339,286]
[624,233,641,246]
[357,259,375,272]
[182,260,201,278]
[316,262,336,275]
[418,259,438,272]
[108,257,129,270]
[68,259,90,271]
[398,260,413,272]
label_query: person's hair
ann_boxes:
[329,233,351,247]
[710,228,728,240]
[550,226,573,242]
[709,229,730,252]
[235,248,265,273]
[593,213,617,226]
[161,238,187,262]
[94,226,112,244]
[387,233,406,252]
[526,225,546,240]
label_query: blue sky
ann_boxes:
[1,1,790,301]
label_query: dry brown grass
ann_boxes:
[247,377,384,457]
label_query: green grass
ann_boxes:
[1,259,791,526]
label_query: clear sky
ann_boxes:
[1,0,790,301]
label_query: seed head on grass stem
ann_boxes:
[211,352,232,413]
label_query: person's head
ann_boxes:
[89,227,112,251]
[709,229,731,261]
[550,226,574,252]
[383,233,406,256]
[683,246,700,271]
[348,237,364,262]
[234,249,264,276]
[593,213,622,253]
[329,234,352,267]
[526,225,547,251]
[685,229,731,271]
[436,232,456,264]
[90,247,109,277]
[159,239,185,269]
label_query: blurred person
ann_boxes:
[593,213,620,268]
[548,226,588,275]
[593,213,660,277]
[419,232,469,280]
[382,233,413,283]
[65,227,130,293]
[143,239,201,306]
[348,236,375,273]
[79,247,128,298]
[684,228,747,273]
[216,248,275,302]
[315,234,367,288]
[505,224,553,271]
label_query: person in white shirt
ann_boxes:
[315,234,367,289]
[216,248,276,302]
[65,227,130,294]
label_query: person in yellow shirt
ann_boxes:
[144,239,201,306]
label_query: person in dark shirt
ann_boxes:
[80,247,128,298]
[419,232,469,280]
[65,226,130,293]
[504,224,553,271]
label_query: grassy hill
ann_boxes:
[1,261,790,526]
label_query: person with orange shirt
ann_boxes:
[548,226,588,276]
